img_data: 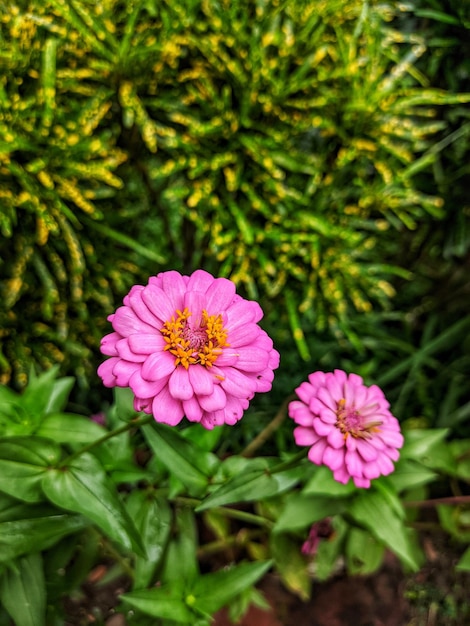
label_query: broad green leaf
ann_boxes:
[42,453,144,556]
[191,560,273,615]
[0,511,88,563]
[143,423,219,495]
[126,490,172,589]
[349,490,419,571]
[303,465,357,497]
[0,553,46,626]
[400,428,449,460]
[36,413,106,444]
[21,366,62,419]
[437,505,470,542]
[387,459,437,493]
[270,533,310,600]
[160,506,199,585]
[43,377,75,414]
[313,517,347,581]
[346,527,385,575]
[120,585,194,623]
[0,437,61,502]
[274,494,349,533]
[456,546,470,571]
[197,460,303,511]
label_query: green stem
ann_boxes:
[58,414,154,468]
[404,494,470,509]
[241,395,295,458]
[175,497,273,529]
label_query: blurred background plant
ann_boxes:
[1,0,468,417]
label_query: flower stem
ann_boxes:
[241,395,295,458]
[175,496,274,528]
[58,414,154,468]
[404,495,470,508]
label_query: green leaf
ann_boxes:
[126,490,172,589]
[274,493,349,533]
[143,423,219,495]
[197,458,303,511]
[36,413,106,444]
[43,377,75,415]
[456,546,470,571]
[303,465,357,497]
[348,490,419,571]
[191,560,273,615]
[270,533,310,600]
[160,506,199,586]
[0,511,88,563]
[401,428,450,461]
[0,437,61,502]
[346,527,385,575]
[120,585,194,623]
[21,366,62,419]
[42,453,144,556]
[0,553,46,626]
[386,459,437,493]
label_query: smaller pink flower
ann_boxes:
[288,370,404,488]
[301,518,333,556]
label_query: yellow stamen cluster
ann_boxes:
[161,308,229,369]
[335,398,382,440]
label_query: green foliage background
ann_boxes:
[1,0,469,414]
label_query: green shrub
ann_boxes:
[1,0,468,390]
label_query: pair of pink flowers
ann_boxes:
[98,269,403,487]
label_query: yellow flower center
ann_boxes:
[161,308,229,369]
[335,398,382,440]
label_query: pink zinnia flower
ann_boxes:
[288,370,403,488]
[98,269,280,429]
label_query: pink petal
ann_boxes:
[112,306,156,336]
[225,299,264,328]
[315,387,337,412]
[112,359,140,387]
[184,291,205,326]
[100,332,121,356]
[128,333,167,354]
[201,410,226,429]
[205,277,236,315]
[169,367,194,400]
[227,323,261,347]
[294,426,319,446]
[288,401,314,427]
[128,286,162,328]
[295,382,315,404]
[353,476,371,488]
[223,396,246,425]
[152,387,184,426]
[323,446,344,471]
[345,450,364,478]
[220,367,256,399]
[161,270,186,310]
[186,269,215,293]
[198,385,227,412]
[327,427,345,449]
[129,370,168,398]
[116,339,147,362]
[183,396,203,422]
[141,285,175,324]
[214,349,239,367]
[308,439,328,465]
[356,439,379,462]
[312,416,332,437]
[233,347,269,372]
[324,373,343,403]
[142,351,176,381]
[332,465,351,485]
[97,358,119,387]
[188,364,214,396]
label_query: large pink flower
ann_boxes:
[98,269,280,429]
[288,370,403,488]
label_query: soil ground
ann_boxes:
[63,528,470,626]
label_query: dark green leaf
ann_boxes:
[143,423,219,495]
[0,437,61,502]
[0,511,87,563]
[126,490,172,589]
[42,453,144,556]
[270,533,310,600]
[43,377,75,414]
[120,585,193,623]
[346,527,385,575]
[0,553,46,626]
[36,413,106,444]
[160,506,199,585]
[274,494,349,533]
[191,560,273,615]
[303,466,357,497]
[349,490,420,571]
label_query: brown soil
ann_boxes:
[62,531,470,626]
